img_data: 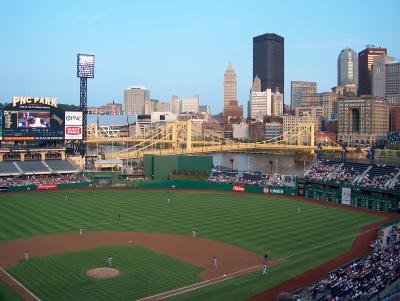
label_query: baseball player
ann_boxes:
[213,256,218,269]
[24,250,29,263]
[192,229,196,238]
[79,228,84,238]
[65,195,68,201]
[108,256,113,267]
[262,254,269,276]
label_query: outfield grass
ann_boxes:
[8,246,202,301]
[0,189,383,300]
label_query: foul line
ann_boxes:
[137,226,380,300]
[136,264,268,301]
[0,267,41,301]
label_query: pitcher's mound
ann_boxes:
[86,267,120,280]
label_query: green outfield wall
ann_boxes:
[144,155,213,180]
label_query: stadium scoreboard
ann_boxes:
[0,96,83,141]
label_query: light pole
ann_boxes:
[275,159,278,175]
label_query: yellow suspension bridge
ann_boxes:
[86,120,345,160]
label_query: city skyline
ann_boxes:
[0,0,399,115]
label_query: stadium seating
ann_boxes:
[208,169,295,187]
[359,165,399,190]
[0,161,20,176]
[306,160,400,192]
[0,159,80,176]
[45,160,80,173]
[306,224,400,301]
[18,160,51,174]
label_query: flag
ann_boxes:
[112,100,116,115]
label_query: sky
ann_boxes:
[0,0,399,114]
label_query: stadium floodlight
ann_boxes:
[77,54,95,78]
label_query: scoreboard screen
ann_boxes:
[1,97,83,142]
[2,108,65,141]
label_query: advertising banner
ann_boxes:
[65,125,83,140]
[233,184,245,192]
[65,111,83,125]
[341,187,351,205]
[37,184,58,190]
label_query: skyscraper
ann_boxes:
[223,63,243,124]
[358,46,387,95]
[253,33,284,94]
[290,81,317,109]
[124,86,150,115]
[223,63,237,107]
[338,48,358,87]
[372,55,396,97]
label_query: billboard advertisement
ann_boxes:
[341,187,351,205]
[65,126,83,140]
[77,54,95,78]
[65,111,83,125]
[65,111,82,140]
[233,185,245,192]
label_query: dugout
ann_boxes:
[144,155,213,180]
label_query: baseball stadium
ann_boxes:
[0,97,399,301]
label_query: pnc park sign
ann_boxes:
[12,96,58,107]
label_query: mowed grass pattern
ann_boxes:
[0,189,383,300]
[8,245,202,301]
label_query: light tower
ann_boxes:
[76,54,95,156]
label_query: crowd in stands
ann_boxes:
[305,160,400,192]
[0,174,90,187]
[307,224,400,301]
[208,169,295,187]
[305,161,340,182]
[359,166,399,190]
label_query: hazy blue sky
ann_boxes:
[0,0,399,114]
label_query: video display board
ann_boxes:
[1,97,83,141]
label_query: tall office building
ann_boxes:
[372,56,400,104]
[337,96,389,146]
[372,55,396,97]
[358,46,387,95]
[338,48,358,87]
[170,95,200,114]
[272,88,284,117]
[223,63,243,124]
[124,86,150,115]
[171,95,180,114]
[290,81,317,109]
[253,33,284,94]
[248,89,272,119]
[301,92,337,119]
[223,63,237,107]
[181,96,199,113]
[252,75,261,92]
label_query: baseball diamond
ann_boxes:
[0,188,395,301]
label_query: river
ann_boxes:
[88,145,306,176]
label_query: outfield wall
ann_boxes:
[2,182,92,192]
[144,155,213,180]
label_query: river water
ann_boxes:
[88,145,306,176]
